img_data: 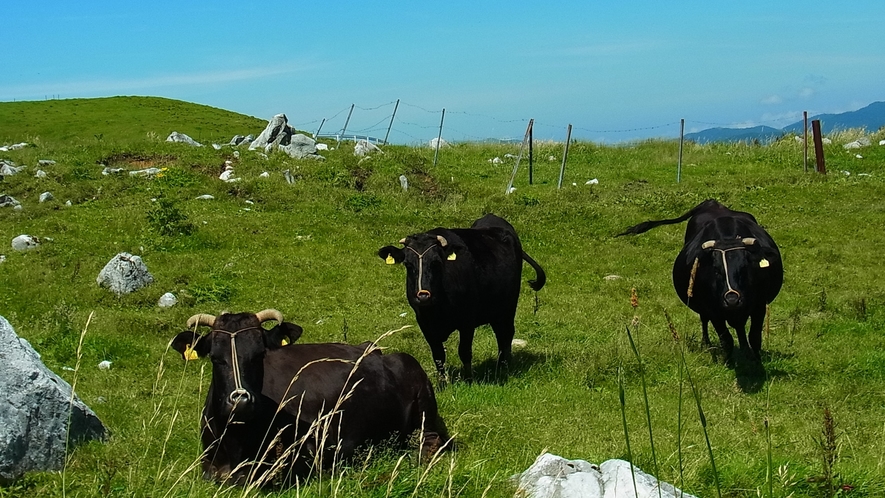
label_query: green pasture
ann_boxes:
[1,97,885,497]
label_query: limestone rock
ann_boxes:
[158,292,178,308]
[11,235,39,251]
[39,192,54,203]
[1,195,21,208]
[166,132,202,147]
[0,316,106,481]
[96,252,154,296]
[354,139,382,157]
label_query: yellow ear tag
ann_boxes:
[184,346,199,361]
[385,255,396,265]
[759,259,770,268]
[447,252,457,261]
[281,337,290,346]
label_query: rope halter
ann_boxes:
[210,326,262,406]
[688,237,756,302]
[402,235,448,298]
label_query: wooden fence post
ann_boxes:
[811,119,826,174]
[557,124,572,189]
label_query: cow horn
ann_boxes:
[256,309,283,323]
[701,240,716,250]
[399,238,407,245]
[436,235,448,247]
[742,237,757,246]
[186,313,216,329]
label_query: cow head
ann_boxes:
[379,232,458,308]
[169,309,303,421]
[698,237,764,310]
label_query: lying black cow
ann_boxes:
[170,309,446,486]
[378,214,546,383]
[619,200,783,362]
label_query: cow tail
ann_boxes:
[522,251,547,291]
[617,199,719,236]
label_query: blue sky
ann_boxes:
[3,1,883,144]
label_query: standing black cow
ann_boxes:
[170,309,446,486]
[618,200,783,362]
[378,214,546,383]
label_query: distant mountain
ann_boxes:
[685,101,885,144]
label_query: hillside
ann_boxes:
[0,96,268,144]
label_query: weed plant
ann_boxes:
[1,98,885,496]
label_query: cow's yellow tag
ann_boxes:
[447,252,457,261]
[385,255,395,265]
[281,337,290,346]
[759,259,770,268]
[184,346,199,361]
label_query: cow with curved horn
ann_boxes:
[378,213,546,384]
[170,310,447,486]
[618,199,783,362]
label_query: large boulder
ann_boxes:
[280,134,322,159]
[249,114,294,151]
[165,132,202,147]
[96,252,154,296]
[0,316,106,481]
[514,453,697,498]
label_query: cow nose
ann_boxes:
[416,290,432,303]
[229,389,253,406]
[724,291,741,308]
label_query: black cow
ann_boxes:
[170,309,446,486]
[378,214,546,383]
[619,200,783,362]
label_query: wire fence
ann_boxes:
[288,99,809,146]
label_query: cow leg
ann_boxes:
[428,341,448,387]
[458,328,475,382]
[747,307,766,362]
[710,319,735,363]
[700,317,711,346]
[491,319,515,382]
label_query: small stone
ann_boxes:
[604,275,622,281]
[158,292,178,308]
[35,170,48,178]
[12,235,40,251]
[39,192,54,203]
[98,361,112,370]
[38,159,56,166]
[195,194,214,200]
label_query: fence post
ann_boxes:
[505,119,534,194]
[339,104,355,146]
[557,124,572,189]
[433,108,446,167]
[811,119,826,174]
[677,118,685,183]
[384,99,400,145]
[528,121,534,185]
[803,111,808,173]
[314,118,326,139]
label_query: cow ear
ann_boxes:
[265,322,304,349]
[378,246,405,265]
[170,331,208,361]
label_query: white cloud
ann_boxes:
[761,95,783,105]
[798,87,815,98]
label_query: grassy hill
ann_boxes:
[0,96,267,144]
[2,97,885,497]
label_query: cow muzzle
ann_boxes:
[723,290,742,309]
[416,289,432,305]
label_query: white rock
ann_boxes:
[0,163,24,176]
[102,167,125,175]
[97,360,112,370]
[12,235,40,251]
[219,169,240,182]
[211,144,222,150]
[166,131,202,147]
[354,139,382,157]
[65,200,72,206]
[96,252,154,296]
[1,195,21,208]
[489,157,503,164]
[0,255,6,264]
[259,171,270,178]
[586,178,599,185]
[35,170,47,178]
[283,169,295,184]
[879,139,885,146]
[604,275,622,280]
[504,153,517,159]
[158,292,178,308]
[508,187,516,194]
[233,150,240,158]
[38,159,56,166]
[511,338,528,349]
[548,155,556,161]
[39,192,54,203]
[316,143,329,151]
[428,137,449,149]
[130,168,162,177]
[855,154,863,159]
[195,194,214,200]
[399,175,409,190]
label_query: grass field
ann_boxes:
[2,97,885,497]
